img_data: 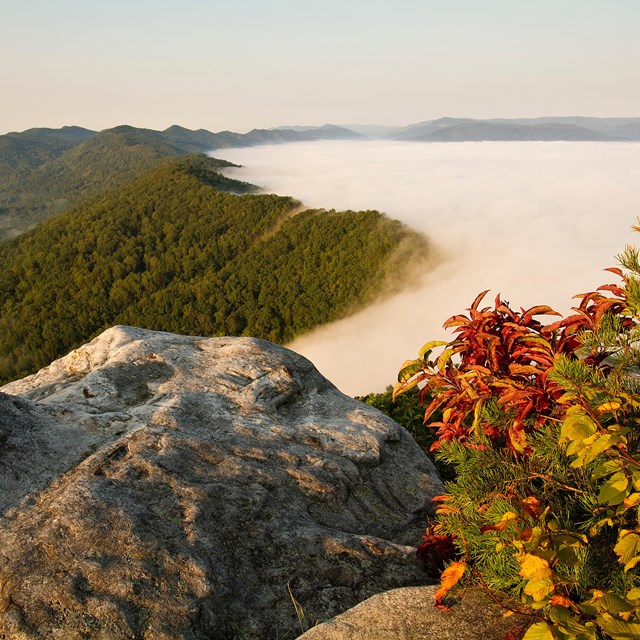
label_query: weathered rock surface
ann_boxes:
[297,586,529,640]
[0,326,442,639]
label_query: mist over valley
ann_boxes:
[219,140,640,395]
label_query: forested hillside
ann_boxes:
[0,155,429,383]
[0,126,251,241]
[0,126,94,182]
[0,123,361,242]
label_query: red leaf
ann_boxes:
[594,298,623,325]
[597,283,626,297]
[496,304,516,318]
[550,594,576,609]
[508,364,543,377]
[523,305,561,318]
[470,290,491,311]
[423,395,448,422]
[417,525,456,566]
[521,496,543,518]
[507,421,530,455]
[444,314,470,329]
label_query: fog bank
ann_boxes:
[218,141,640,396]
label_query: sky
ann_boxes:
[2,0,640,134]
[218,140,640,395]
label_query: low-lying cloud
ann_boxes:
[217,140,640,396]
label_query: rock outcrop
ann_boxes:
[0,326,442,639]
[297,586,529,639]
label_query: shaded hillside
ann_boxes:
[0,127,96,221]
[0,124,361,241]
[0,126,95,180]
[0,155,429,383]
[0,126,202,241]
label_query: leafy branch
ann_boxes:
[396,224,640,639]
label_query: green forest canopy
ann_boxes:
[0,155,429,384]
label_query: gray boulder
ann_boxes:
[297,586,530,639]
[0,326,442,639]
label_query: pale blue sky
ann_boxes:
[2,0,639,133]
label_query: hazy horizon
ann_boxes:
[218,140,640,395]
[3,1,640,134]
[6,114,640,138]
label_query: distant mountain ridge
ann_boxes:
[389,116,640,142]
[263,116,640,141]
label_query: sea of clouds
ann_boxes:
[217,140,640,396]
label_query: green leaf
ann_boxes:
[596,614,640,639]
[577,601,599,617]
[397,359,424,382]
[598,472,630,506]
[598,592,637,614]
[592,459,625,480]
[550,604,595,634]
[523,622,555,640]
[555,545,579,567]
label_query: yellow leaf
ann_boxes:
[482,511,519,533]
[557,391,578,404]
[392,371,422,399]
[509,425,529,454]
[418,340,448,360]
[624,493,640,508]
[614,530,640,570]
[518,554,552,581]
[471,398,485,433]
[436,348,455,370]
[597,401,622,414]
[524,578,555,602]
[523,622,554,640]
[560,411,597,443]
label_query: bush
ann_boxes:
[394,235,640,639]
